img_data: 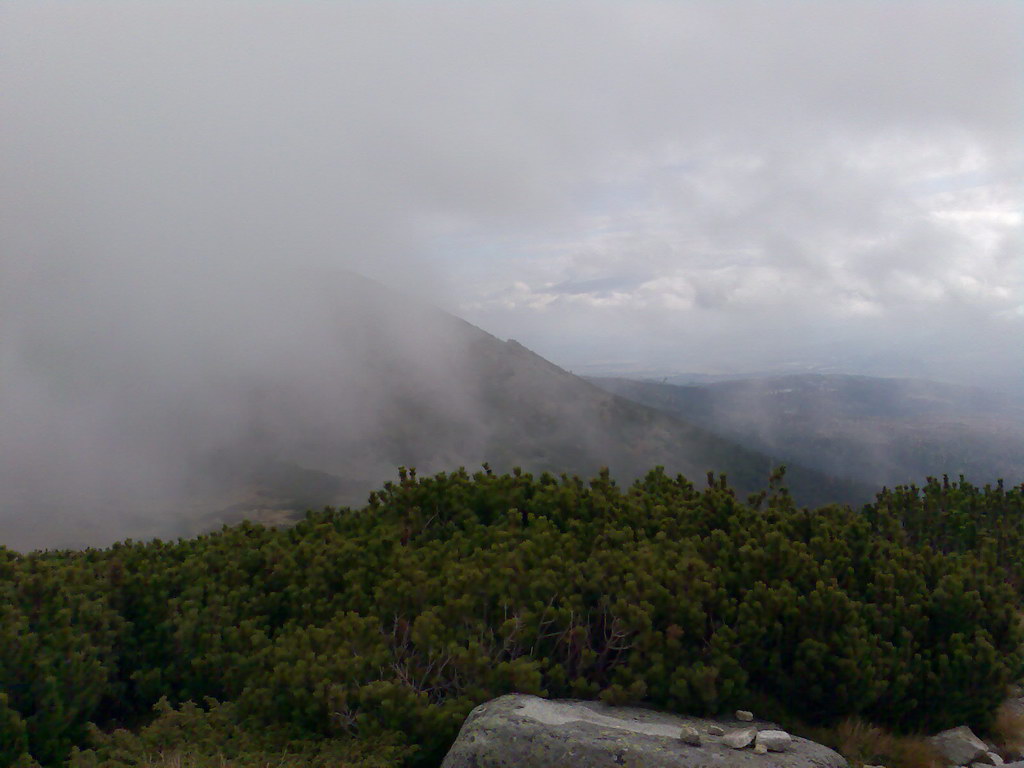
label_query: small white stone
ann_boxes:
[755,729,792,753]
[723,727,758,749]
[707,725,726,736]
[736,710,754,721]
[679,725,702,746]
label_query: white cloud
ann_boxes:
[2,1,1022,390]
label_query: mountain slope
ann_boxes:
[178,279,874,528]
[589,374,1024,490]
[1,274,871,550]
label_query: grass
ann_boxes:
[830,718,942,768]
[735,691,944,768]
[137,754,340,768]
[89,748,402,768]
[67,699,411,768]
[992,699,1024,759]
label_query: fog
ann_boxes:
[592,373,1024,492]
[2,2,1022,549]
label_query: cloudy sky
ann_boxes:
[3,1,1022,387]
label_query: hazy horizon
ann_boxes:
[2,2,1022,548]
[4,2,1022,384]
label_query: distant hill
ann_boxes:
[589,374,1024,491]
[187,279,873,530]
[0,274,871,550]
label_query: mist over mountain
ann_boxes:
[590,374,1024,490]
[0,272,870,552]
[2,3,1019,557]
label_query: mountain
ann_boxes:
[589,373,1024,491]
[1,273,871,551]
[183,280,874,531]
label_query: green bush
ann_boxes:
[69,698,410,768]
[1,468,1022,766]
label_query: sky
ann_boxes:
[2,1,1023,548]
[3,1,1022,387]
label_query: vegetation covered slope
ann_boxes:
[589,374,1024,490]
[0,273,871,552]
[183,306,877,538]
[2,468,1022,767]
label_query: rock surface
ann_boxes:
[441,694,848,768]
[929,726,990,767]
[724,727,758,749]
[1004,697,1024,718]
[757,729,793,752]
[679,725,701,746]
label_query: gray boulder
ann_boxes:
[929,726,990,767]
[441,694,848,768]
[723,727,758,749]
[1004,697,1024,718]
[679,724,701,746]
[756,729,794,752]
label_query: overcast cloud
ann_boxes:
[1,2,1023,546]
[4,1,1022,386]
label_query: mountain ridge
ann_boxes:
[589,373,1024,491]
[1,273,873,551]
